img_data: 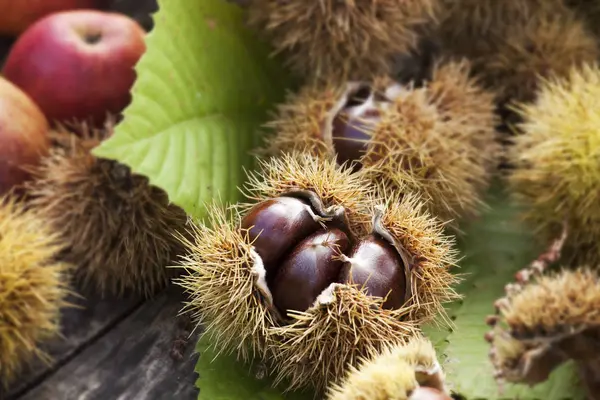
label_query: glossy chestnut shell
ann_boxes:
[241,196,320,275]
[241,192,408,315]
[331,86,381,169]
[339,234,406,310]
[272,228,350,313]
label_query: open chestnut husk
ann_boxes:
[487,268,600,397]
[258,58,499,224]
[175,151,458,393]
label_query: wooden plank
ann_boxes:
[18,286,199,400]
[4,288,144,400]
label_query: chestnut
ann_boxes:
[331,112,372,168]
[240,196,321,275]
[271,228,350,314]
[331,86,381,169]
[338,234,407,310]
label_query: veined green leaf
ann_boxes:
[194,335,314,400]
[92,0,289,219]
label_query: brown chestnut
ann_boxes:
[271,228,350,314]
[331,112,372,168]
[338,234,406,310]
[241,196,321,275]
[409,387,453,400]
[331,86,381,169]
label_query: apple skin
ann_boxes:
[0,78,50,197]
[2,10,146,127]
[0,0,107,36]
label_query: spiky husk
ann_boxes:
[436,0,565,56]
[27,124,189,297]
[489,268,600,386]
[373,189,460,325]
[241,150,375,235]
[175,151,462,392]
[174,204,275,361]
[362,60,498,222]
[261,59,499,222]
[267,284,420,393]
[260,82,344,159]
[477,10,599,105]
[174,151,378,364]
[0,196,71,386]
[508,63,600,267]
[503,268,600,335]
[243,153,460,391]
[422,59,499,162]
[436,1,596,105]
[326,335,447,400]
[246,0,439,83]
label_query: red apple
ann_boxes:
[0,78,50,196]
[2,10,146,127]
[0,0,107,36]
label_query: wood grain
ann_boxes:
[17,286,199,400]
[4,288,144,400]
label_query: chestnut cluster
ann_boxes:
[175,152,459,393]
[241,191,408,315]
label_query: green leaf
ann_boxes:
[92,0,290,219]
[424,183,585,399]
[194,335,315,400]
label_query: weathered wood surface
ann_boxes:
[16,287,199,400]
[4,289,144,399]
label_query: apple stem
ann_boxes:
[84,33,103,45]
